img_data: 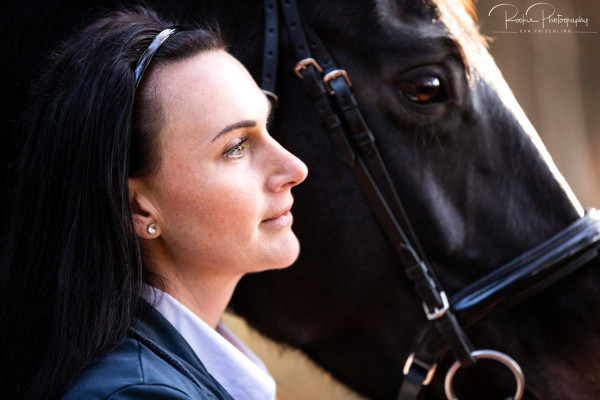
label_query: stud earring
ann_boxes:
[146,223,158,235]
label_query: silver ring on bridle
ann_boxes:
[444,350,525,400]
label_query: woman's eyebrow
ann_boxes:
[211,99,273,143]
[211,120,256,142]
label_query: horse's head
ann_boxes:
[227,0,599,398]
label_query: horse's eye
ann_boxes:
[400,76,447,104]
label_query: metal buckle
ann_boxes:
[323,69,352,95]
[422,291,449,320]
[403,353,438,386]
[294,58,323,78]
[262,90,279,108]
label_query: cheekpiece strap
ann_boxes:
[134,27,179,89]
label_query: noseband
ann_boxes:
[260,1,600,398]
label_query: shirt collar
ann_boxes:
[141,285,276,400]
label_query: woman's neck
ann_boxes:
[148,256,244,328]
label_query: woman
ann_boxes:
[0,7,307,400]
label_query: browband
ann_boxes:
[134,27,179,89]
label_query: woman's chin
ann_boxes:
[258,233,301,272]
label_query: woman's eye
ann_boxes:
[400,75,448,104]
[224,137,248,159]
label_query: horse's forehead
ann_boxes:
[374,0,437,32]
[373,0,483,48]
[371,0,463,52]
[373,0,476,19]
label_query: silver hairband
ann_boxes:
[134,27,179,89]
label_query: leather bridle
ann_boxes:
[260,0,600,398]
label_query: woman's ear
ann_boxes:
[128,178,161,239]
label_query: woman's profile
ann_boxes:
[0,7,307,400]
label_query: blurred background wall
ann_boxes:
[478,0,600,206]
[225,1,600,398]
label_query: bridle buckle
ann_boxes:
[323,69,352,95]
[294,58,323,78]
[403,353,438,386]
[262,89,279,108]
[422,291,449,320]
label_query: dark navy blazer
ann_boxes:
[63,302,236,399]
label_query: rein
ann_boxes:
[260,1,600,398]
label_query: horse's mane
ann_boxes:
[461,0,477,21]
[436,0,487,52]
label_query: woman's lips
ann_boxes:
[261,210,293,227]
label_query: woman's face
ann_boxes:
[136,50,307,277]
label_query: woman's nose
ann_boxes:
[265,138,308,192]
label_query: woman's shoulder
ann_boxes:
[62,336,222,400]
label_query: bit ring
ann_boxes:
[444,349,524,400]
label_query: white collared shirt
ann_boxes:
[141,285,276,400]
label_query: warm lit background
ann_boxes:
[224,1,600,398]
[478,0,600,206]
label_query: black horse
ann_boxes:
[2,0,599,399]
